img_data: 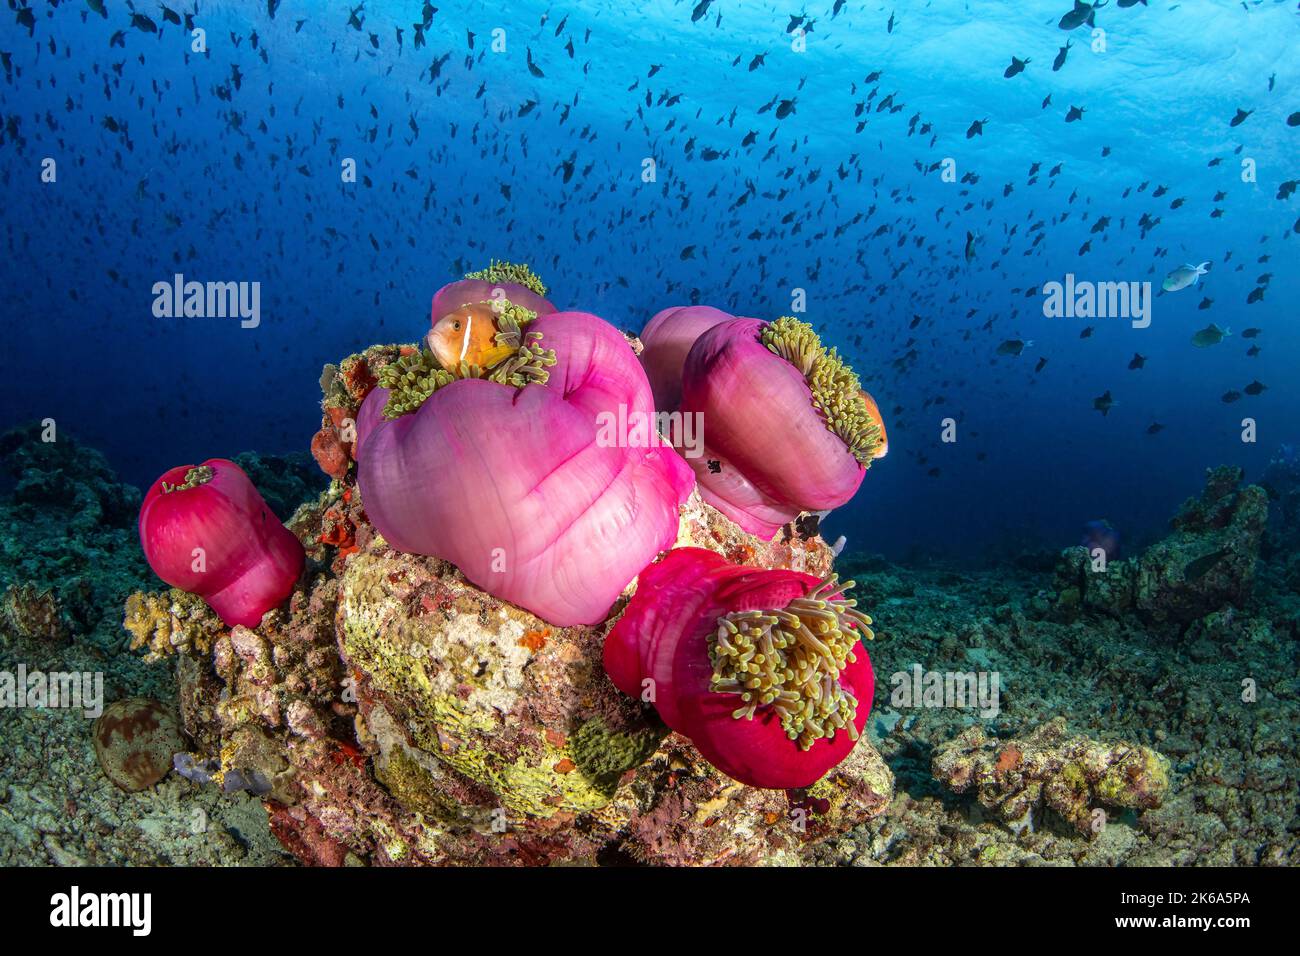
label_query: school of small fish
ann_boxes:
[0,0,1293,491]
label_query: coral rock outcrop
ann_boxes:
[118,348,894,866]
[1053,465,1267,627]
[932,717,1170,837]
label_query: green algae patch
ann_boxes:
[569,717,666,796]
[337,549,655,820]
[375,744,475,824]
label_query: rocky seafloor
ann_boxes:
[1,405,1296,865]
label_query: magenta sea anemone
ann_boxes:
[138,459,305,628]
[356,266,694,627]
[640,310,887,540]
[604,547,875,789]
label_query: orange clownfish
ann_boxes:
[860,389,888,459]
[425,303,516,371]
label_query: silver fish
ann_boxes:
[1162,261,1210,292]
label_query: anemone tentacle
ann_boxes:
[709,573,874,751]
[761,316,883,466]
[463,259,548,297]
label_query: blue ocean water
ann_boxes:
[1,0,1296,561]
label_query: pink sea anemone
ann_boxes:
[356,284,694,627]
[138,459,304,628]
[604,547,874,789]
[640,310,887,540]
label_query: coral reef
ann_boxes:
[0,423,149,642]
[810,518,1297,866]
[1053,465,1268,627]
[4,415,1296,867]
[1260,444,1300,557]
[94,313,898,864]
[931,718,1170,836]
[140,450,892,865]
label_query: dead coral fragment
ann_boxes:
[463,259,548,297]
[931,717,1170,837]
[124,588,224,660]
[761,317,883,466]
[1,583,69,644]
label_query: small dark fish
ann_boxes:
[690,0,713,24]
[966,118,987,138]
[1053,41,1072,71]
[1065,105,1086,123]
[775,98,797,120]
[1146,422,1164,434]
[1059,0,1106,31]
[794,513,821,540]
[1093,390,1116,416]
[1183,548,1228,581]
[1221,390,1241,404]
[1004,56,1029,78]
[1229,108,1253,127]
[1243,380,1267,396]
[1128,353,1145,370]
[1191,324,1229,347]
[1241,328,1262,338]
[997,339,1030,356]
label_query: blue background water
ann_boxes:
[2,0,1296,561]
